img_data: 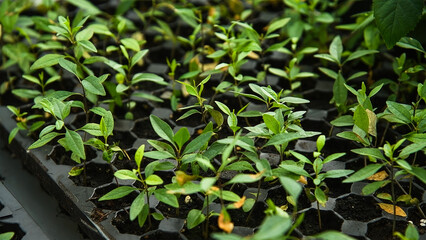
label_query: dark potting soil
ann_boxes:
[69,162,114,188]
[180,217,219,240]
[228,202,266,228]
[48,145,97,166]
[366,218,408,240]
[155,194,203,219]
[407,203,426,235]
[335,194,382,222]
[297,208,344,236]
[112,210,160,235]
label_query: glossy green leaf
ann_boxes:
[263,113,280,134]
[343,164,384,183]
[154,189,178,208]
[252,215,292,240]
[351,148,386,161]
[362,180,390,195]
[28,132,60,149]
[187,209,206,229]
[65,129,85,160]
[150,115,175,145]
[329,36,342,64]
[121,38,140,52]
[80,123,102,136]
[173,127,190,150]
[82,75,106,96]
[30,54,65,71]
[333,72,347,107]
[315,231,356,240]
[99,186,135,201]
[315,187,327,205]
[386,101,411,124]
[130,192,145,221]
[373,0,423,48]
[183,132,213,155]
[145,174,163,185]
[114,169,138,180]
[58,58,79,78]
[78,40,97,52]
[135,144,145,170]
[354,105,369,134]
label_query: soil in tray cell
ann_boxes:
[335,194,382,222]
[112,209,160,235]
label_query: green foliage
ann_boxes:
[373,0,424,48]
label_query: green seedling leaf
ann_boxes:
[333,72,347,107]
[150,115,175,145]
[329,36,342,64]
[279,177,302,202]
[12,89,41,99]
[28,132,60,149]
[215,101,232,116]
[343,164,384,183]
[314,231,356,240]
[80,123,102,136]
[252,215,292,240]
[224,161,256,172]
[145,174,163,185]
[354,105,369,134]
[351,148,386,161]
[99,186,135,201]
[154,189,178,208]
[187,209,206,229]
[65,129,85,160]
[173,127,190,150]
[121,38,140,52]
[78,40,97,52]
[315,187,327,206]
[59,58,79,78]
[373,0,423,48]
[399,142,426,158]
[386,101,411,124]
[289,150,312,164]
[130,192,145,221]
[114,169,138,180]
[132,73,166,85]
[316,135,326,152]
[263,113,280,134]
[82,75,106,96]
[345,50,379,63]
[131,49,148,68]
[323,169,354,179]
[330,115,354,127]
[183,132,213,155]
[266,17,290,36]
[397,37,426,54]
[137,203,150,227]
[279,164,310,177]
[282,97,310,104]
[0,232,14,240]
[30,54,65,71]
[265,131,319,147]
[135,144,145,170]
[200,177,216,192]
[226,172,263,185]
[362,180,390,195]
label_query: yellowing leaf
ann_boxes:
[218,209,234,233]
[297,175,308,185]
[366,109,377,137]
[378,203,407,217]
[175,171,197,186]
[247,51,259,59]
[233,196,246,209]
[367,170,388,181]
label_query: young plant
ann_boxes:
[343,138,426,233]
[246,108,320,160]
[144,114,214,170]
[285,135,352,230]
[314,35,378,114]
[7,105,45,144]
[99,144,176,230]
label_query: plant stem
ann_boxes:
[390,160,396,233]
[203,194,209,240]
[316,200,322,230]
[246,178,262,224]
